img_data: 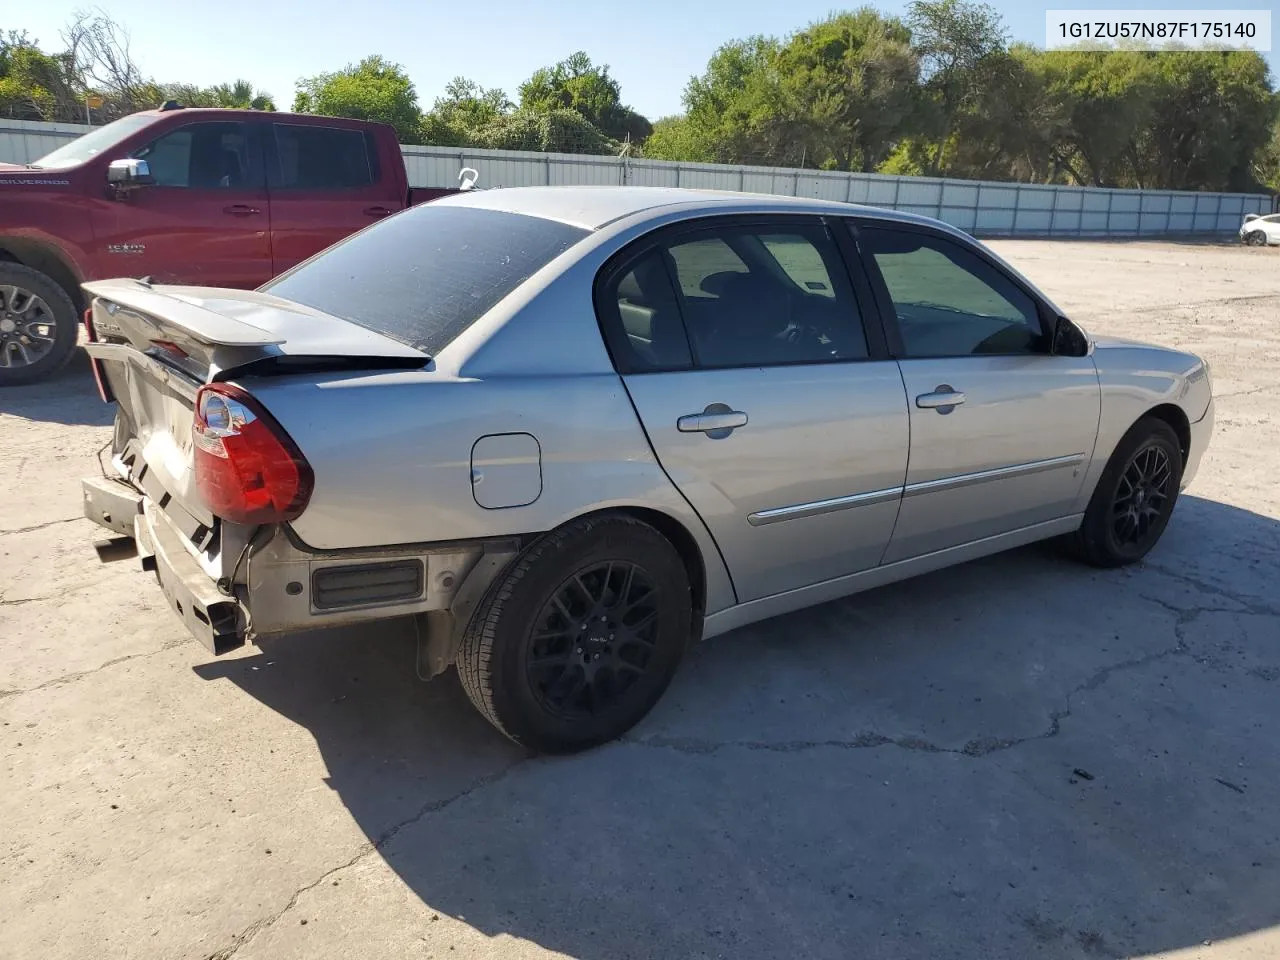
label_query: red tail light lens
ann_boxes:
[192,384,313,525]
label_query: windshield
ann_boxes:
[30,113,159,170]
[262,204,590,356]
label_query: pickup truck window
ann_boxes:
[29,113,158,170]
[263,204,589,355]
[273,124,375,189]
[133,122,257,189]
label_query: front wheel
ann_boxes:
[0,262,80,387]
[1072,417,1184,567]
[456,513,694,753]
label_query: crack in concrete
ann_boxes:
[1142,564,1280,618]
[1214,386,1274,400]
[204,755,534,960]
[0,640,188,703]
[630,606,1213,760]
[0,595,54,608]
[0,516,82,537]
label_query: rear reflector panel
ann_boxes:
[311,560,425,610]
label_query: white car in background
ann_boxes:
[1240,214,1280,246]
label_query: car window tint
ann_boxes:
[665,224,868,368]
[860,227,1043,358]
[133,122,251,189]
[274,124,373,189]
[667,238,748,298]
[263,205,588,356]
[603,250,693,371]
[760,234,836,298]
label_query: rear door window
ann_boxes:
[273,124,376,189]
[665,223,868,367]
[262,204,589,355]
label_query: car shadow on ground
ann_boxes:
[192,494,1280,959]
[1,349,115,427]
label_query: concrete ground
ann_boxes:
[2,240,1278,960]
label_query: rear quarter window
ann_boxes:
[262,204,590,355]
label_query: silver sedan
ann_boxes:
[80,187,1214,753]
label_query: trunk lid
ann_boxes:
[84,280,429,525]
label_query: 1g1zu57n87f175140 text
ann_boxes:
[1060,21,1254,40]
[1046,10,1272,51]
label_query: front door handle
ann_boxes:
[677,403,748,438]
[363,205,394,218]
[223,204,260,216]
[915,384,966,414]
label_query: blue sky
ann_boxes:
[15,0,1277,120]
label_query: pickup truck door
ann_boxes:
[265,121,406,275]
[89,119,272,288]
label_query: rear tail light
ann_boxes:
[192,383,313,525]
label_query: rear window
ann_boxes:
[262,204,590,355]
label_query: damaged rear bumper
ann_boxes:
[81,475,516,658]
[83,475,244,654]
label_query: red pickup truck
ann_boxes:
[0,105,458,385]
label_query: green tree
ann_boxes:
[774,9,919,172]
[641,115,718,162]
[160,79,275,110]
[518,52,651,143]
[1252,114,1280,194]
[1029,49,1152,186]
[472,108,617,154]
[294,55,421,141]
[1134,50,1276,191]
[906,0,1008,175]
[420,76,511,145]
[0,32,78,120]
[662,36,793,165]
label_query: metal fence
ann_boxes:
[4,119,1272,238]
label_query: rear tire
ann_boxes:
[1245,230,1268,247]
[1071,417,1183,568]
[456,513,693,754]
[0,262,79,387]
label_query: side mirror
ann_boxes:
[1050,315,1089,357]
[107,158,155,189]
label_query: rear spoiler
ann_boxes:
[82,279,430,383]
[83,279,284,348]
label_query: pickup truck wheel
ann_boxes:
[1072,417,1183,568]
[456,513,693,754]
[0,263,79,387]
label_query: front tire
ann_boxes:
[457,513,693,753]
[0,263,79,387]
[1072,417,1184,567]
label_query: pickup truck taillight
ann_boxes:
[192,384,313,525]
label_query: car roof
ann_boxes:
[433,185,949,233]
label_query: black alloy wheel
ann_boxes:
[1110,444,1174,552]
[525,561,662,720]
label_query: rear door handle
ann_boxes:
[223,204,260,216]
[363,205,394,218]
[677,404,748,438]
[915,384,966,414]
